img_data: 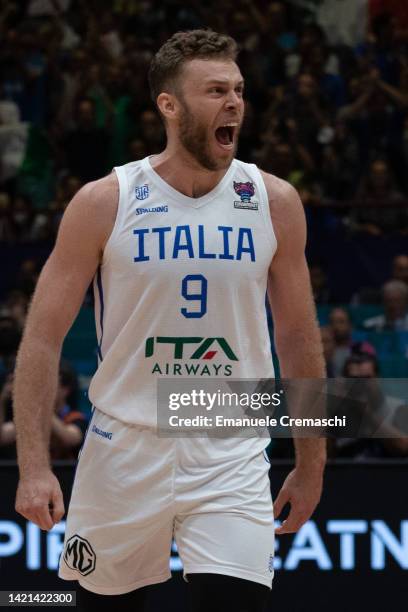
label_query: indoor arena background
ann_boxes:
[1,1,408,610]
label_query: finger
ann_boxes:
[34,507,55,531]
[17,495,55,531]
[29,500,55,531]
[50,487,65,524]
[273,488,290,519]
[17,505,54,531]
[275,511,307,535]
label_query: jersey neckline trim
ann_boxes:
[141,156,237,208]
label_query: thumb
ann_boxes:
[50,484,65,524]
[273,487,290,520]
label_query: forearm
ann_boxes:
[337,91,372,120]
[276,326,327,470]
[275,323,326,378]
[294,438,327,471]
[13,334,61,476]
[378,80,408,107]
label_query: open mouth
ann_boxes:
[215,123,237,149]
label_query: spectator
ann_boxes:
[0,371,15,458]
[0,97,29,184]
[302,43,346,109]
[0,361,87,460]
[127,137,148,163]
[328,307,354,376]
[363,280,408,331]
[351,253,408,305]
[49,361,88,460]
[351,158,406,235]
[309,263,334,304]
[320,120,360,200]
[3,291,28,331]
[392,255,408,287]
[328,307,376,375]
[285,72,331,161]
[62,97,109,182]
[15,258,39,297]
[10,194,35,241]
[0,315,21,376]
[138,108,165,154]
[316,0,368,47]
[334,354,408,458]
[0,191,15,242]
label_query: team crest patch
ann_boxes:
[63,534,96,576]
[135,184,149,200]
[233,181,258,210]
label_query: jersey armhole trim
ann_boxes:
[251,164,278,254]
[101,166,129,262]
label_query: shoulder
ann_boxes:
[74,172,119,211]
[258,169,305,243]
[259,169,302,212]
[62,172,119,254]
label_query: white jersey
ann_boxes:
[88,156,277,426]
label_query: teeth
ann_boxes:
[221,123,237,127]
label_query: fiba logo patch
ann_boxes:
[233,181,258,210]
[135,184,149,200]
[63,534,96,576]
[269,554,274,573]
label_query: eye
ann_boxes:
[209,87,224,95]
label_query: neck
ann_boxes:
[149,143,231,199]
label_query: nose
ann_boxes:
[225,90,242,111]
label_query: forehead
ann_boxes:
[180,58,243,87]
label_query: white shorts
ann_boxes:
[58,408,275,595]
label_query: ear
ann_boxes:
[157,92,178,121]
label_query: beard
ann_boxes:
[178,98,239,171]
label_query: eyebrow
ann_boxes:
[204,78,245,87]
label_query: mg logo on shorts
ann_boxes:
[145,336,239,361]
[63,535,96,576]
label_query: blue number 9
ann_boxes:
[181,274,207,318]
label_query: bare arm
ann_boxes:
[337,88,373,121]
[377,79,408,108]
[262,172,326,533]
[14,173,117,530]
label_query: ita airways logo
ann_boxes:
[145,336,239,376]
[233,181,258,210]
[63,535,96,576]
[135,184,149,200]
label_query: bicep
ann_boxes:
[268,254,315,335]
[266,181,316,337]
[24,183,113,348]
[27,252,97,348]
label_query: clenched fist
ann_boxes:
[15,470,65,531]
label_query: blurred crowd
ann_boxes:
[1,0,408,460]
[0,0,407,239]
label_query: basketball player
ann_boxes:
[13,30,326,612]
